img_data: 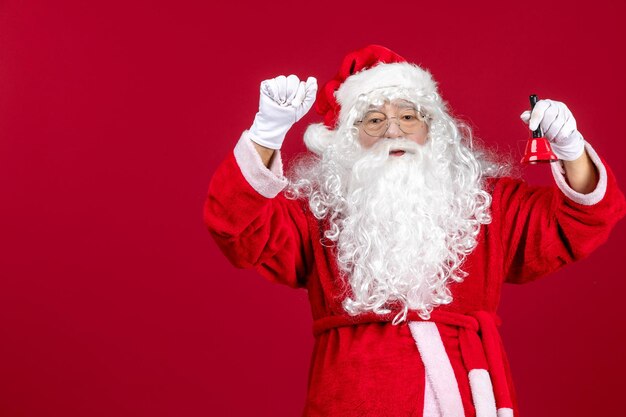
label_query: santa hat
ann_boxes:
[315,45,439,129]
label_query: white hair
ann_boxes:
[286,88,510,324]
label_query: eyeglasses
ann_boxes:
[356,109,428,138]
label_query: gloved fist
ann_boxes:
[248,75,318,150]
[520,99,585,161]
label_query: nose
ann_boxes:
[384,118,403,138]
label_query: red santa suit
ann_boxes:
[204,134,626,417]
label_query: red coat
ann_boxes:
[204,137,626,417]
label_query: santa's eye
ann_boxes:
[363,112,387,125]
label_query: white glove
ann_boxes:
[248,75,318,150]
[520,99,585,161]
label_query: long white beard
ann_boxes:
[288,131,495,324]
[336,139,485,323]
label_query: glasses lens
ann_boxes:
[397,109,422,134]
[362,112,388,136]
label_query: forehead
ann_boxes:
[367,99,416,112]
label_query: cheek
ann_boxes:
[358,130,378,149]
[408,125,429,145]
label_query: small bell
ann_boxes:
[521,94,558,164]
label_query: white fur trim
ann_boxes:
[468,369,497,417]
[497,408,514,417]
[551,141,607,205]
[424,373,443,417]
[233,132,288,198]
[408,322,465,417]
[336,62,437,126]
[303,123,335,156]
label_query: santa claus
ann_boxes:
[204,45,626,416]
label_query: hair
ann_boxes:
[285,87,512,323]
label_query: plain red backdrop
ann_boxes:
[1,1,625,416]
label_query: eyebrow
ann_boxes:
[367,99,417,110]
[392,100,417,109]
[366,101,417,111]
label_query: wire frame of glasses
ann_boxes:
[357,109,429,138]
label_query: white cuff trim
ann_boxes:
[551,141,607,206]
[233,132,288,199]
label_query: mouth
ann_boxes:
[389,148,414,157]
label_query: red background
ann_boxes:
[1,1,625,416]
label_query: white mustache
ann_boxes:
[370,138,422,156]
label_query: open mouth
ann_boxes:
[389,148,413,157]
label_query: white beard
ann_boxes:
[289,129,495,323]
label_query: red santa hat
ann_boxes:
[315,45,439,129]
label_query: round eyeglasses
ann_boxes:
[356,109,428,138]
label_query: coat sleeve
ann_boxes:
[491,143,626,284]
[203,132,312,288]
